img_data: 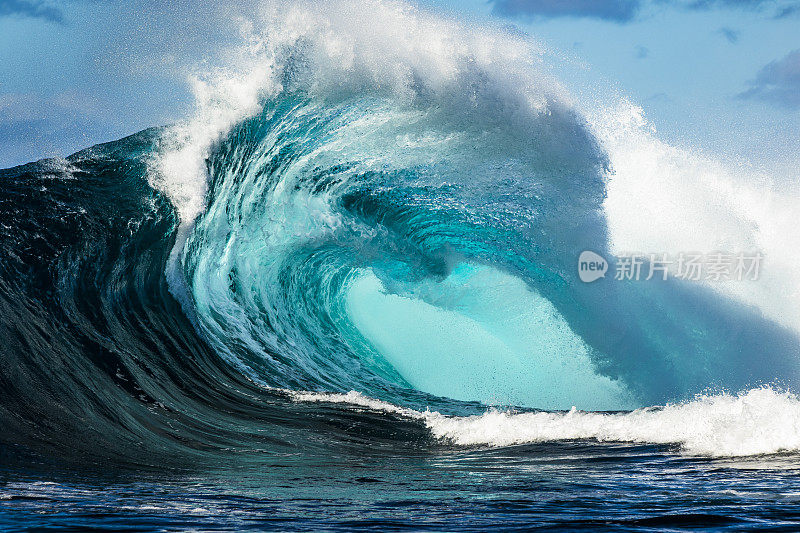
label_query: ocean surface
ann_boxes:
[2,1,800,530]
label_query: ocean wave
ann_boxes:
[0,0,798,466]
[165,0,800,409]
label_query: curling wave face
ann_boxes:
[169,0,800,410]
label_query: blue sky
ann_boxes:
[0,0,798,173]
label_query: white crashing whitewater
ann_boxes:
[592,102,800,334]
[147,0,563,319]
[292,387,800,457]
[148,0,561,227]
[149,0,800,454]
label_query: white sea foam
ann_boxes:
[290,390,418,417]
[291,387,800,457]
[150,0,565,316]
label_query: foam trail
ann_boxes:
[294,387,800,457]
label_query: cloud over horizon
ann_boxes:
[0,0,64,23]
[489,0,800,23]
[739,49,800,109]
[490,0,641,22]
[719,26,740,43]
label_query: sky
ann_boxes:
[0,0,798,175]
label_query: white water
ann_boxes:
[593,102,800,334]
[149,0,560,226]
[293,387,800,457]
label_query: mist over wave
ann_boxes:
[594,102,800,333]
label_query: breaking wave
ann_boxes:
[1,0,799,465]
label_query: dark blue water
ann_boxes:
[5,443,800,531]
